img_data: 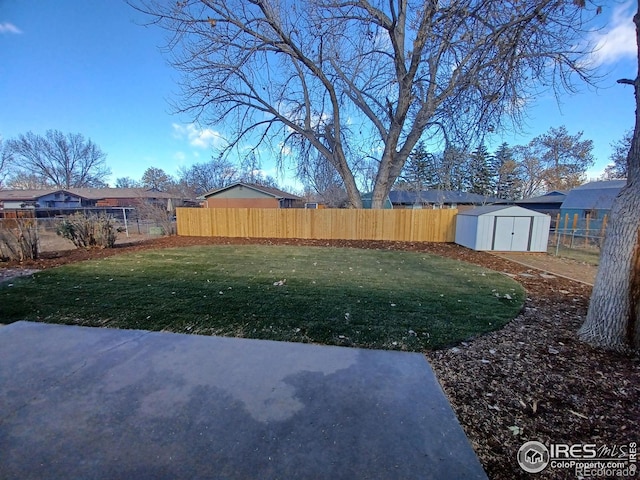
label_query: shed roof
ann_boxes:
[203,182,302,200]
[458,205,548,217]
[561,180,625,210]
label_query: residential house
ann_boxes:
[559,180,625,231]
[496,190,566,218]
[203,183,304,208]
[0,188,177,218]
[388,190,499,211]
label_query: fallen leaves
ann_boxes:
[3,234,637,480]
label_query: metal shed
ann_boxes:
[455,205,550,252]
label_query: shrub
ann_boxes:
[56,213,118,249]
[0,217,40,261]
[135,202,175,236]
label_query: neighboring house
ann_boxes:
[73,188,176,210]
[203,183,304,209]
[559,180,625,231]
[0,189,79,213]
[496,190,566,217]
[388,190,499,211]
[360,193,393,209]
[0,188,177,218]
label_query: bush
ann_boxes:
[56,213,118,249]
[0,218,40,261]
[135,202,175,236]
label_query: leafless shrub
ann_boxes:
[135,202,175,236]
[56,213,118,248]
[0,218,40,261]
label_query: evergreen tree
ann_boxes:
[399,141,437,191]
[494,143,522,200]
[467,144,496,195]
[440,146,469,191]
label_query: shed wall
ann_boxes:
[453,215,479,249]
[455,207,550,252]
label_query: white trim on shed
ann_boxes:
[455,205,550,252]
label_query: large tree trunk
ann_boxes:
[578,9,640,352]
[578,185,640,351]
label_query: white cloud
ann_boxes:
[0,22,22,34]
[172,123,223,149]
[278,143,292,156]
[588,2,636,67]
[173,151,186,162]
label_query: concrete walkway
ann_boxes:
[0,322,486,479]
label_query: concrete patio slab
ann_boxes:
[0,321,486,479]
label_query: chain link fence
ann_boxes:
[545,213,604,265]
[547,227,602,265]
[0,213,176,259]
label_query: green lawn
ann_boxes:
[0,245,525,351]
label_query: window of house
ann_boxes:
[584,209,598,220]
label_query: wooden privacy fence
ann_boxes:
[176,208,457,242]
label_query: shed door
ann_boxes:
[492,216,531,251]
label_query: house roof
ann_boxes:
[389,190,499,205]
[458,205,548,217]
[0,188,176,202]
[497,191,567,206]
[66,188,175,199]
[203,182,302,200]
[0,189,58,201]
[561,180,625,211]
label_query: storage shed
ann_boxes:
[455,205,550,252]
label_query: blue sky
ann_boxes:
[0,0,637,189]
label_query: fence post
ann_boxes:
[599,214,608,247]
[584,213,590,248]
[562,213,570,246]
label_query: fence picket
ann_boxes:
[176,208,457,242]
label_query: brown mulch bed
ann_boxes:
[2,236,638,479]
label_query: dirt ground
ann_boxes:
[493,251,598,285]
[1,236,638,480]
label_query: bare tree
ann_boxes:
[5,172,51,190]
[177,157,239,195]
[7,130,110,188]
[237,153,282,188]
[115,176,142,188]
[603,129,632,179]
[0,138,12,188]
[578,10,640,352]
[132,0,600,208]
[511,126,594,197]
[141,167,175,191]
[529,126,594,191]
[298,153,349,207]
